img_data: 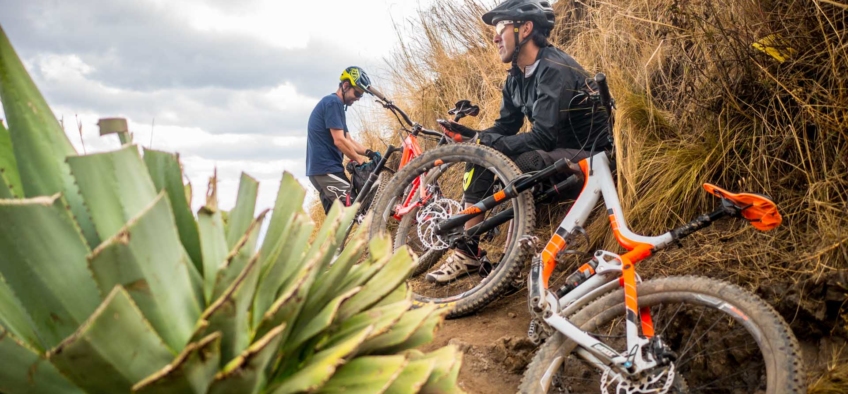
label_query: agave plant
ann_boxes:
[0,25,463,394]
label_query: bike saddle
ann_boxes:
[448,100,480,120]
[703,183,782,231]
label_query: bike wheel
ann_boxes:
[368,144,535,318]
[357,171,390,214]
[520,276,805,394]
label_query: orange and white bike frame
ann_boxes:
[527,150,676,381]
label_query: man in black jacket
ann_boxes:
[427,0,611,283]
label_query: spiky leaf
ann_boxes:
[198,252,261,365]
[0,120,22,198]
[338,244,415,320]
[207,323,286,394]
[212,210,266,301]
[197,206,229,305]
[0,329,82,394]
[0,273,41,351]
[0,194,100,347]
[132,333,222,394]
[225,173,259,249]
[143,148,203,273]
[270,326,373,394]
[67,144,159,241]
[384,357,437,394]
[49,286,174,393]
[319,355,408,394]
[87,192,203,351]
[358,304,437,355]
[0,25,98,247]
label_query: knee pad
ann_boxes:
[514,150,547,173]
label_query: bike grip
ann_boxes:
[594,73,612,109]
[367,86,389,102]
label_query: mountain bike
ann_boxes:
[369,74,805,392]
[340,86,480,245]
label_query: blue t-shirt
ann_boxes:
[306,94,348,176]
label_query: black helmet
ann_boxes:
[482,0,555,30]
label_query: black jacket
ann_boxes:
[482,46,610,157]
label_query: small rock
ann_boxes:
[508,312,517,319]
[448,338,472,353]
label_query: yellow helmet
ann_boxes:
[340,66,372,91]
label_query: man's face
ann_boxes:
[343,83,365,106]
[493,20,528,63]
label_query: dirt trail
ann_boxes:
[420,292,534,394]
[421,283,841,394]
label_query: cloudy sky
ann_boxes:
[0,0,436,213]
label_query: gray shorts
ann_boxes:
[309,172,353,213]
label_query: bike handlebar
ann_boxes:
[594,73,613,110]
[367,86,389,102]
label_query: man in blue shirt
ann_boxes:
[306,66,376,213]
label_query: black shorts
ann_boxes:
[463,148,593,204]
[309,172,355,213]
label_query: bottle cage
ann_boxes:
[703,183,782,231]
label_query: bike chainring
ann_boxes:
[416,198,463,250]
[600,363,676,394]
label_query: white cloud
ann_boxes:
[0,0,437,218]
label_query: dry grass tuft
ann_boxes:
[361,1,847,384]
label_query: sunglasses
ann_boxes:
[353,88,365,98]
[495,20,521,36]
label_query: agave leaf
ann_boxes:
[211,210,267,301]
[197,206,229,305]
[132,332,222,394]
[301,201,344,273]
[301,236,366,319]
[225,173,259,249]
[0,329,82,394]
[357,304,438,355]
[318,300,412,352]
[339,234,394,293]
[374,281,410,308]
[66,144,159,241]
[252,248,321,342]
[269,326,373,394]
[337,245,415,321]
[257,172,305,274]
[381,307,447,354]
[304,213,371,314]
[318,355,408,394]
[384,357,437,394]
[206,323,286,394]
[49,286,174,393]
[0,194,100,347]
[252,214,313,328]
[0,26,98,247]
[199,252,261,366]
[0,273,41,351]
[331,201,361,247]
[286,287,361,353]
[87,192,203,351]
[414,346,463,394]
[143,148,203,273]
[0,120,22,198]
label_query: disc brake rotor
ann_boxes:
[416,198,463,250]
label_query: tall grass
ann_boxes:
[361,0,846,327]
